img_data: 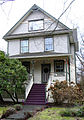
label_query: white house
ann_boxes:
[3,4,79,105]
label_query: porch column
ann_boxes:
[31,60,34,82]
[68,57,70,82]
[66,58,68,81]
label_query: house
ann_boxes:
[3,4,79,105]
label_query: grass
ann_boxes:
[29,107,84,120]
[0,107,9,117]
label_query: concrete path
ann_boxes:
[6,105,45,120]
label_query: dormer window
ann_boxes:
[28,19,43,31]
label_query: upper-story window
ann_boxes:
[21,39,28,53]
[45,37,53,51]
[29,19,43,31]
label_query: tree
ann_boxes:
[0,51,28,103]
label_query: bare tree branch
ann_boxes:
[46,0,76,31]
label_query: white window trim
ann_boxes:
[44,37,54,51]
[28,19,44,31]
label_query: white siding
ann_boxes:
[54,35,68,53]
[9,39,20,56]
[29,37,44,53]
[11,10,63,35]
[8,35,69,56]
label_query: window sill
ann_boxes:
[54,72,65,77]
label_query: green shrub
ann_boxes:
[49,80,84,105]
[60,105,84,117]
[14,104,22,111]
[1,107,16,119]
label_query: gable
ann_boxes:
[3,4,70,39]
[11,10,65,35]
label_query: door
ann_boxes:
[41,64,51,83]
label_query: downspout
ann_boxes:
[66,58,67,81]
[74,52,77,83]
[7,41,9,55]
[69,57,70,82]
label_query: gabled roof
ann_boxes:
[3,4,70,39]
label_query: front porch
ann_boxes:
[21,55,76,104]
[22,56,71,85]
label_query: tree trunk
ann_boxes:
[0,93,4,102]
[15,91,18,103]
[1,89,16,103]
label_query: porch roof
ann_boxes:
[10,52,72,59]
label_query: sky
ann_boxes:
[0,0,84,52]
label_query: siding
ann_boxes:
[54,35,68,53]
[11,10,63,35]
[8,35,69,56]
[9,39,20,56]
[29,37,44,53]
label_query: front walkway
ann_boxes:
[6,105,46,120]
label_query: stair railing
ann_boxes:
[46,73,53,102]
[25,73,33,99]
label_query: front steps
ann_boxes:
[24,84,46,105]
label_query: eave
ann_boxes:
[9,52,72,59]
[4,29,72,40]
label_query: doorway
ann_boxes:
[41,64,51,83]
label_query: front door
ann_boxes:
[41,64,51,83]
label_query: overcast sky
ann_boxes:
[0,0,84,52]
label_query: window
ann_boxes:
[45,37,53,51]
[22,61,30,73]
[29,20,43,31]
[54,60,64,72]
[21,39,28,53]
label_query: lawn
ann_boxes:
[29,107,84,120]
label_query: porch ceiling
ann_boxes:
[10,52,72,59]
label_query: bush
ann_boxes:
[49,80,84,105]
[14,104,23,111]
[1,107,16,119]
[60,109,76,117]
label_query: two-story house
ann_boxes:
[3,4,78,105]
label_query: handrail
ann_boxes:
[46,73,53,102]
[25,74,33,99]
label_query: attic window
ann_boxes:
[28,19,43,31]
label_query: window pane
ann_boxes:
[54,60,64,72]
[45,44,53,51]
[21,40,28,47]
[45,38,53,44]
[29,20,43,31]
[45,38,53,51]
[21,47,28,53]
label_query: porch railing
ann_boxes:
[25,74,33,99]
[46,73,53,102]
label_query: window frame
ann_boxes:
[54,60,64,73]
[20,39,29,54]
[28,19,44,31]
[44,37,54,51]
